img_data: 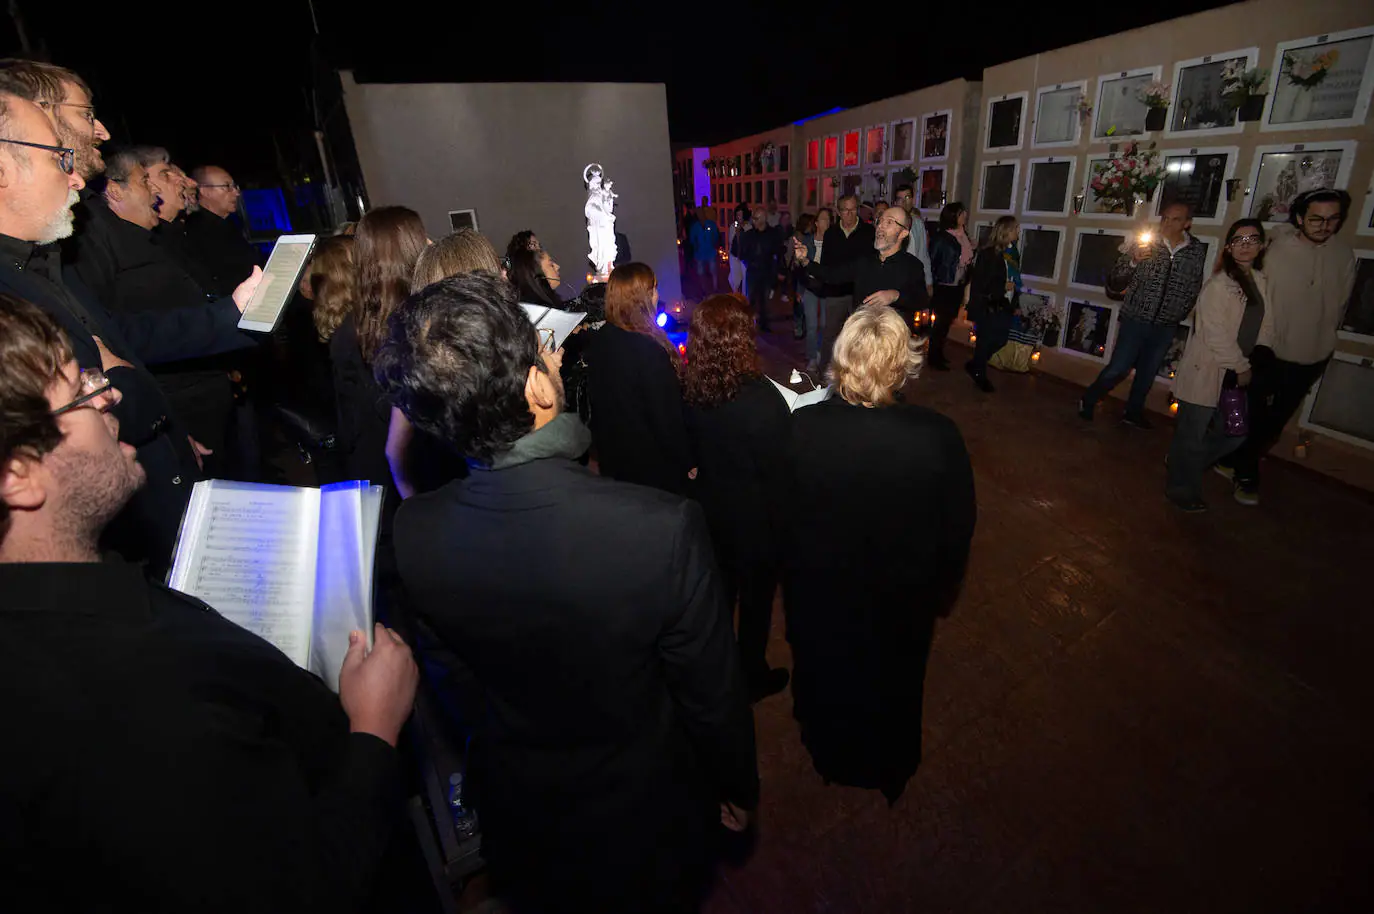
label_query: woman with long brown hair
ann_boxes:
[683,294,791,701]
[329,205,428,486]
[585,262,692,494]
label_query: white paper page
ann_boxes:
[793,386,831,411]
[768,377,800,411]
[521,303,587,351]
[311,482,371,691]
[168,480,321,668]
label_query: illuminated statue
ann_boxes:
[584,163,618,279]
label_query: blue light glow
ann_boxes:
[656,311,668,328]
[793,106,846,125]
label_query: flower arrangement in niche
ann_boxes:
[1220,62,1270,104]
[1135,80,1171,109]
[1283,48,1339,89]
[1076,94,1094,120]
[1089,141,1163,210]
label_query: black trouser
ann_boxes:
[1219,348,1328,488]
[719,553,779,683]
[968,309,1013,377]
[928,283,963,364]
[745,268,771,329]
[819,294,854,373]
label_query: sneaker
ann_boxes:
[1167,493,1208,513]
[1121,413,1153,430]
[1212,464,1235,483]
[746,667,791,703]
[1233,481,1259,506]
[1077,399,1094,421]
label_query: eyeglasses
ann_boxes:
[1229,234,1263,247]
[0,138,75,175]
[200,182,239,192]
[51,368,115,416]
[39,101,98,132]
[1302,213,1342,227]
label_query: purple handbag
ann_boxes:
[1218,386,1249,437]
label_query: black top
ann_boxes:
[685,376,791,565]
[184,209,261,297]
[815,221,876,297]
[153,214,220,293]
[393,458,758,909]
[966,247,1011,321]
[0,561,403,913]
[805,246,931,319]
[328,314,393,488]
[732,223,785,278]
[585,323,692,495]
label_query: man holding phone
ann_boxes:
[1078,202,1206,429]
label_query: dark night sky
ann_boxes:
[7,0,1241,184]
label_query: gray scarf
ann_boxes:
[484,413,592,471]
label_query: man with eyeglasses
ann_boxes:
[0,294,422,912]
[0,58,110,181]
[812,194,876,371]
[0,92,261,574]
[893,183,932,299]
[1215,189,1357,506]
[187,164,261,296]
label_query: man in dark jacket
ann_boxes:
[0,295,419,912]
[380,275,760,913]
[814,194,877,369]
[796,204,929,329]
[1078,202,1207,429]
[732,203,784,330]
[187,164,260,296]
[0,91,257,573]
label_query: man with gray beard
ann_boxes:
[0,91,259,574]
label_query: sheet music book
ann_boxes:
[769,377,831,412]
[166,479,384,692]
[521,303,586,351]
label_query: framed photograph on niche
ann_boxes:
[821,177,837,207]
[806,139,820,171]
[1154,147,1238,225]
[1092,67,1163,140]
[1023,158,1076,218]
[864,124,887,166]
[979,160,1020,214]
[1020,226,1065,283]
[1070,228,1130,290]
[448,209,479,232]
[1019,289,1063,348]
[1062,299,1116,361]
[1358,189,1374,237]
[921,110,951,161]
[1245,141,1358,224]
[1033,82,1086,148]
[823,136,839,170]
[842,130,861,168]
[1166,49,1257,137]
[889,118,916,165]
[1338,250,1374,343]
[1263,27,1374,132]
[841,172,863,200]
[985,93,1027,152]
[804,176,819,209]
[919,166,946,210]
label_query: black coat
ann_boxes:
[329,314,393,488]
[686,376,791,567]
[966,247,1012,322]
[184,209,261,297]
[783,397,975,800]
[815,221,876,297]
[0,561,404,913]
[731,223,784,280]
[153,214,220,293]
[585,323,692,495]
[393,457,759,910]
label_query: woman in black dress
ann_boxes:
[785,304,976,803]
[584,262,692,494]
[683,294,792,702]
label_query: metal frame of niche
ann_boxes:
[1244,140,1359,226]
[1018,224,1067,284]
[1018,287,1065,348]
[1359,187,1374,237]
[863,123,888,168]
[1059,297,1119,363]
[920,109,954,163]
[1163,47,1259,139]
[1299,350,1374,451]
[977,159,1021,216]
[1336,249,1374,345]
[1068,226,1130,293]
[888,117,918,166]
[984,91,1029,154]
[1149,145,1242,227]
[1091,65,1164,144]
[1022,156,1079,218]
[1261,26,1374,133]
[1032,81,1088,149]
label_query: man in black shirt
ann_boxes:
[797,202,929,331]
[0,295,419,912]
[187,163,260,296]
[813,194,877,370]
[731,204,784,330]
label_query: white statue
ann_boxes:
[584,163,618,279]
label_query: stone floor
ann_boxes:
[685,291,1374,913]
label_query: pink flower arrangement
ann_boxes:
[1135,80,1171,109]
[1283,48,1340,89]
[1088,141,1163,206]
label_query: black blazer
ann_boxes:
[393,458,759,907]
[329,315,393,488]
[816,221,876,297]
[184,209,262,297]
[686,376,791,565]
[0,562,403,912]
[585,323,692,495]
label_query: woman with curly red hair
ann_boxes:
[683,294,791,702]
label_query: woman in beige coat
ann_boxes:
[1165,219,1267,511]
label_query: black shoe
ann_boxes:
[1121,413,1153,430]
[930,358,951,371]
[746,667,790,703]
[1077,399,1094,421]
[1167,493,1208,513]
[966,361,994,393]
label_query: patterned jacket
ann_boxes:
[1107,233,1208,326]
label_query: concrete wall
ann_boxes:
[967,0,1374,489]
[340,73,682,304]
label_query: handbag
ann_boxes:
[1218,386,1248,437]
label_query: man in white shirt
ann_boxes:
[894,184,932,298]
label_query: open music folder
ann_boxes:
[166,480,384,692]
[769,377,831,412]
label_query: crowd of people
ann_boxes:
[0,52,1358,914]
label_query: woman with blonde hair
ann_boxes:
[585,262,692,493]
[412,229,501,289]
[784,304,976,802]
[963,215,1020,392]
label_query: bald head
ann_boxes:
[191,164,239,218]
